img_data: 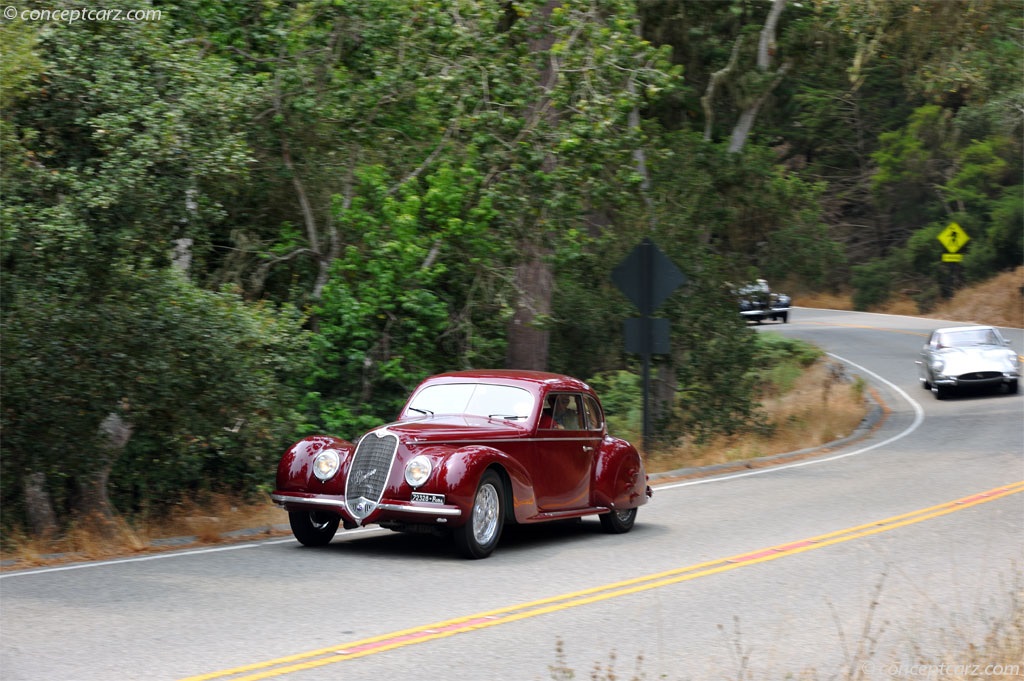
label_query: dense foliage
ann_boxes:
[2,0,1020,536]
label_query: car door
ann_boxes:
[534,393,596,511]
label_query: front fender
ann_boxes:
[275,435,356,495]
[435,445,537,524]
[592,436,649,509]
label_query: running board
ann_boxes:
[521,507,609,523]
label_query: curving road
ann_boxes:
[2,308,1022,681]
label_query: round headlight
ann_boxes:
[404,455,432,488]
[312,448,341,481]
[931,359,945,374]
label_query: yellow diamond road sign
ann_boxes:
[938,222,969,253]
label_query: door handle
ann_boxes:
[582,446,594,453]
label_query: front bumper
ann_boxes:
[932,371,1019,388]
[271,491,462,526]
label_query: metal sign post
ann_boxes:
[611,238,686,450]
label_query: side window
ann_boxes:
[543,393,582,430]
[582,396,603,431]
[539,398,558,430]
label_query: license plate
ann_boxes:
[411,492,445,504]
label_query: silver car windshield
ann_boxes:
[405,383,535,421]
[940,329,1000,347]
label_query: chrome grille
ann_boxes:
[345,431,398,520]
[961,371,1001,381]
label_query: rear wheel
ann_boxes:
[599,507,637,534]
[454,470,504,559]
[289,510,340,546]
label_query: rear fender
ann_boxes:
[592,436,649,509]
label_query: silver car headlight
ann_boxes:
[312,448,341,481]
[404,455,432,488]
[930,358,945,374]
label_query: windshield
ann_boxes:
[939,329,1000,348]
[405,383,535,421]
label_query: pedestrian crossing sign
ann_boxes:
[937,222,969,253]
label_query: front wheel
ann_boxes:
[599,507,637,534]
[454,470,504,559]
[289,510,340,547]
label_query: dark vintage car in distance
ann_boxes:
[916,325,1020,400]
[272,370,652,559]
[737,279,791,324]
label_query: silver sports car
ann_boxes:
[917,325,1020,400]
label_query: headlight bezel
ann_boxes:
[404,455,433,488]
[312,448,341,481]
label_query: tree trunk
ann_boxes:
[75,411,133,537]
[22,471,57,538]
[651,363,678,435]
[505,240,553,370]
[504,0,561,371]
[727,0,788,154]
[702,36,743,142]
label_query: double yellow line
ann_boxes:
[183,481,1024,681]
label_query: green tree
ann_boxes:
[1,273,311,530]
[308,163,506,436]
[1,10,308,534]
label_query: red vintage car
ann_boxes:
[272,370,652,559]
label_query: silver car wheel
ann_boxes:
[454,470,505,559]
[472,482,500,545]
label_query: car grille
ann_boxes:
[959,371,1002,381]
[345,431,399,520]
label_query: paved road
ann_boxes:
[2,308,1022,681]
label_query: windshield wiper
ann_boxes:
[489,414,525,421]
[408,407,434,416]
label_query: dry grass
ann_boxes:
[646,358,868,475]
[794,289,856,312]
[0,493,285,569]
[914,266,1024,329]
[153,493,285,543]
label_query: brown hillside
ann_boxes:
[917,266,1023,328]
[800,266,1024,329]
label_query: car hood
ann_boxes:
[936,346,1016,373]
[376,415,530,443]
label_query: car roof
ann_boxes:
[933,325,997,334]
[421,370,592,392]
